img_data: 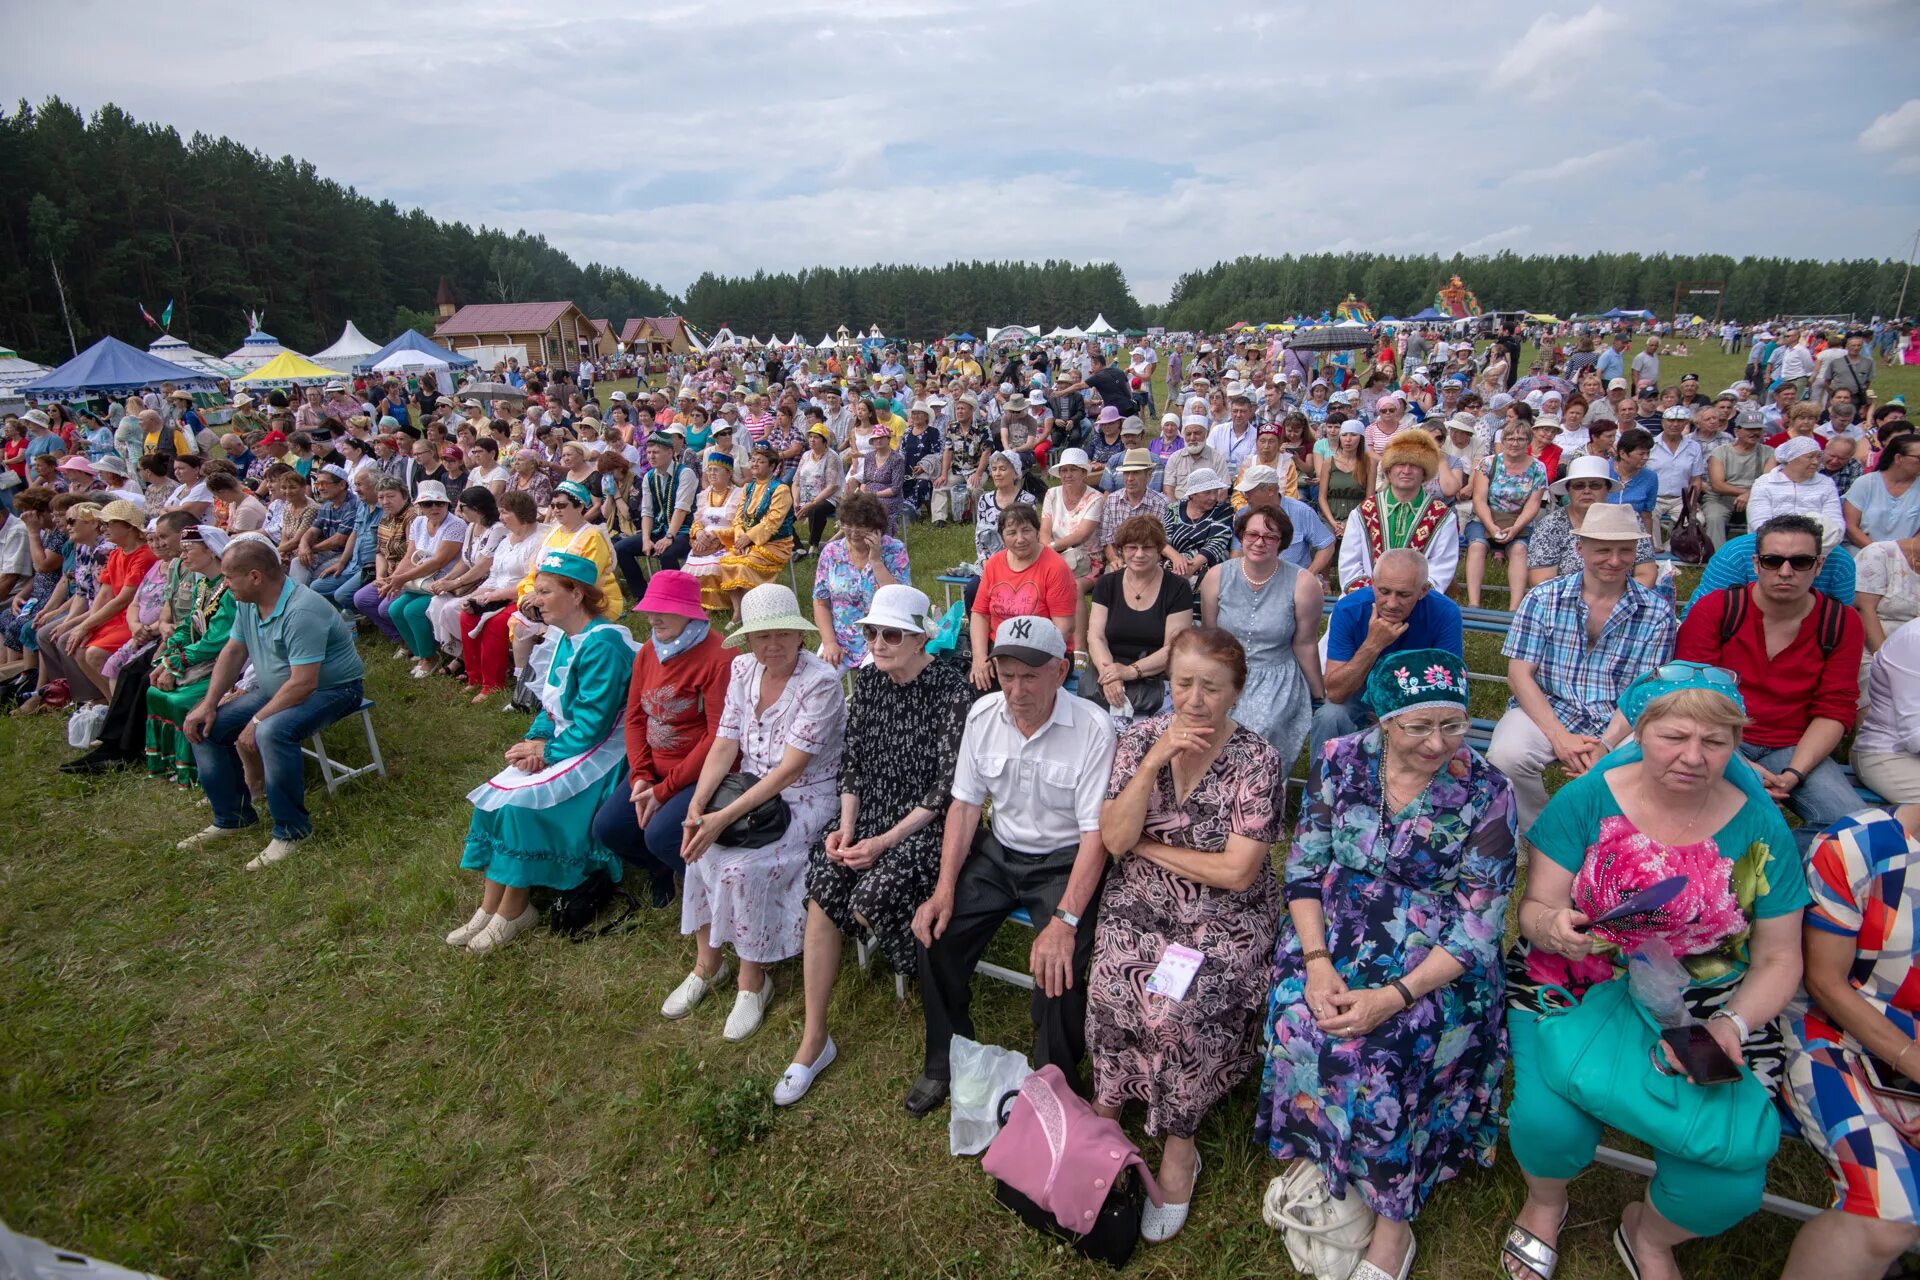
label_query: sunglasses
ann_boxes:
[859,624,914,647]
[1648,661,1740,689]
[1756,553,1819,572]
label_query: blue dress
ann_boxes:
[1256,728,1517,1220]
[1215,558,1311,768]
[462,620,640,890]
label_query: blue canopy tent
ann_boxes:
[354,329,477,375]
[1401,306,1449,322]
[1598,308,1654,320]
[21,335,221,399]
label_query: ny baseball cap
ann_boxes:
[989,616,1066,667]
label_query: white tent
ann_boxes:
[312,320,381,372]
[866,325,886,340]
[148,334,243,380]
[815,333,835,350]
[708,326,741,348]
[0,347,51,402]
[371,348,452,396]
[787,333,806,348]
[221,329,300,374]
[1084,313,1117,335]
[1044,326,1086,340]
[988,325,1037,344]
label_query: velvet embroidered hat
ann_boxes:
[535,550,600,586]
[1364,648,1469,722]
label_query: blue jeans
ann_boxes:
[311,563,366,611]
[1309,697,1374,776]
[193,681,365,841]
[590,782,695,888]
[1737,741,1858,851]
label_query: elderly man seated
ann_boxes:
[178,537,366,871]
[1308,547,1464,766]
[1235,465,1334,576]
[1488,503,1677,829]
[904,616,1116,1117]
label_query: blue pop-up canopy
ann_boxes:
[355,329,477,374]
[21,335,222,398]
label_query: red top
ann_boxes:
[622,627,732,804]
[84,544,157,653]
[974,547,1078,638]
[1675,586,1863,748]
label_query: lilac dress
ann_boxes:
[1257,728,1517,1220]
[680,651,845,963]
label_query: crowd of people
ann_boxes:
[6,319,1920,1278]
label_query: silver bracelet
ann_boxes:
[1709,1008,1752,1042]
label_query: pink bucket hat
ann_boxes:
[633,569,706,620]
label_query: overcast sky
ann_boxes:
[13,0,1920,303]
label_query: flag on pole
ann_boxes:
[139,303,158,329]
[160,299,174,329]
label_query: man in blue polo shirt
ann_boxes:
[1308,548,1464,766]
[179,536,366,870]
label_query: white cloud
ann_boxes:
[1458,226,1534,255]
[1860,99,1920,172]
[1505,141,1643,184]
[1491,5,1629,103]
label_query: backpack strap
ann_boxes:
[1716,586,1750,648]
[1814,591,1847,660]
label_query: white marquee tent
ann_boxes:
[148,334,242,380]
[371,347,452,395]
[312,321,381,372]
[1084,314,1117,335]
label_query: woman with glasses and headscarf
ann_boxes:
[1259,650,1516,1280]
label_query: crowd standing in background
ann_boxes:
[8,313,1920,1275]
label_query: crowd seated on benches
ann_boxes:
[10,346,1920,1273]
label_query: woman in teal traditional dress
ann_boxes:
[145,525,236,786]
[451,550,639,955]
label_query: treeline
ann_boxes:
[1161,251,1909,333]
[0,98,677,364]
[681,261,1145,342]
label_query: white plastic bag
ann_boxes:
[66,702,107,751]
[1262,1159,1375,1280]
[948,1035,1031,1156]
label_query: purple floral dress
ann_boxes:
[1256,728,1516,1220]
[810,535,910,671]
[1087,718,1282,1138]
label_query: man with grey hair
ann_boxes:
[1310,548,1464,764]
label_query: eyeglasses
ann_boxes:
[1394,718,1471,740]
[1756,553,1818,573]
[859,624,913,647]
[1241,530,1282,544]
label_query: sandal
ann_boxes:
[1501,1207,1568,1280]
[1349,1235,1415,1280]
[1613,1216,1642,1280]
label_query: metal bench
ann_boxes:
[301,698,387,795]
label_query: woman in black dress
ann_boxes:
[1087,514,1192,717]
[772,584,975,1107]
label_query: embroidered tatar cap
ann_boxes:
[536,550,600,586]
[1364,648,1469,722]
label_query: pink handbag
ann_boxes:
[981,1065,1164,1266]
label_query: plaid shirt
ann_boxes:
[1501,571,1676,737]
[310,494,363,544]
[1098,486,1171,551]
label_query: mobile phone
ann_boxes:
[1862,1053,1920,1101]
[1659,1025,1742,1085]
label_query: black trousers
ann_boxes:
[918,828,1104,1086]
[94,648,154,761]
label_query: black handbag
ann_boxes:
[1667,492,1712,566]
[709,771,791,848]
[988,1090,1146,1269]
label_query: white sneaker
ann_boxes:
[410,660,434,679]
[662,960,733,1019]
[244,837,304,871]
[722,973,775,1041]
[774,1037,837,1106]
[1139,1150,1201,1243]
[390,646,408,661]
[467,904,537,953]
[176,824,244,851]
[445,908,492,947]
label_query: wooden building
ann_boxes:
[434,301,598,368]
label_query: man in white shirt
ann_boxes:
[1207,393,1260,472]
[905,616,1115,1116]
[1647,406,1706,547]
[1774,330,1816,392]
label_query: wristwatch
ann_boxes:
[1052,907,1081,930]
[1709,1008,1752,1042]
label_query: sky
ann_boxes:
[11,0,1920,304]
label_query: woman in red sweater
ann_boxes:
[589,570,731,907]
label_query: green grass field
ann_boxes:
[2,341,1913,1278]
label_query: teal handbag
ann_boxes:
[1532,978,1780,1171]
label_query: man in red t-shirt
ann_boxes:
[1675,512,1864,849]
[970,504,1077,689]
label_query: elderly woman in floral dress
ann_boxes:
[1259,649,1516,1280]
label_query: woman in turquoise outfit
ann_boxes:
[451,550,640,955]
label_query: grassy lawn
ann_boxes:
[2,342,1906,1278]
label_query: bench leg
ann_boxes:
[359,709,387,779]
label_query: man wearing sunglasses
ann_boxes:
[1676,513,1865,850]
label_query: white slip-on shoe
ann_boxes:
[773,1037,837,1106]
[445,908,493,947]
[1140,1151,1201,1243]
[722,973,775,1041]
[244,837,303,871]
[467,904,538,954]
[177,824,244,850]
[1349,1234,1416,1280]
[662,960,733,1019]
